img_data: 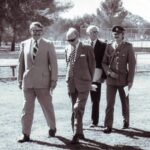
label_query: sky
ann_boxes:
[60,0,150,22]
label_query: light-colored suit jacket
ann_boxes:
[66,42,96,92]
[18,38,58,89]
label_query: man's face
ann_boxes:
[89,30,98,41]
[112,32,123,41]
[66,33,78,47]
[30,26,43,40]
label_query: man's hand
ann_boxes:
[128,82,133,90]
[50,81,57,91]
[110,71,118,79]
[91,84,98,91]
[18,81,22,89]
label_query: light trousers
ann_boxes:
[21,88,56,135]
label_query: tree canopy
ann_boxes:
[0,0,72,50]
[97,0,128,27]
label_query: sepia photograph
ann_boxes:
[0,0,150,149]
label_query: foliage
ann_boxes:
[0,0,73,50]
[97,0,128,27]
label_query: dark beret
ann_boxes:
[112,26,125,33]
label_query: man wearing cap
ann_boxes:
[102,25,136,133]
[18,21,58,142]
[65,27,95,144]
[86,25,106,128]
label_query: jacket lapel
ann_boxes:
[31,38,44,62]
[75,42,83,62]
[25,39,33,62]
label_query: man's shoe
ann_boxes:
[90,124,98,128]
[123,122,129,129]
[49,128,56,137]
[103,127,112,134]
[18,134,30,143]
[70,135,79,144]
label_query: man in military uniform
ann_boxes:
[102,26,136,133]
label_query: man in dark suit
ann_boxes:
[65,27,95,144]
[86,25,106,127]
[102,26,136,133]
[18,22,58,142]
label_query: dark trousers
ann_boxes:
[90,83,101,125]
[104,85,129,128]
[70,89,89,135]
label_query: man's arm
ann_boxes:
[18,42,25,89]
[87,46,96,80]
[48,42,58,90]
[102,45,110,76]
[127,44,136,89]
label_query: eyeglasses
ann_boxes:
[31,29,43,32]
[92,31,98,33]
[67,38,76,42]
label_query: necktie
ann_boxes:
[91,41,94,47]
[33,40,38,60]
[69,48,76,77]
[115,43,119,49]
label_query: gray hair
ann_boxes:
[86,25,99,34]
[29,22,43,30]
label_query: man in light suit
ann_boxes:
[86,25,106,127]
[65,28,96,144]
[18,22,58,142]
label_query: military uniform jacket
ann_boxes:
[102,41,136,86]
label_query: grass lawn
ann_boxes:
[0,72,150,150]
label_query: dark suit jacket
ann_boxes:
[66,42,96,92]
[94,39,107,80]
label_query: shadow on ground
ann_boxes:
[113,127,150,139]
[29,135,142,150]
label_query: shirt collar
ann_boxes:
[31,38,41,45]
[91,39,98,47]
[71,40,80,50]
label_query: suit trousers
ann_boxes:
[104,85,129,128]
[21,88,56,135]
[90,83,101,125]
[70,89,89,135]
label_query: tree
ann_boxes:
[97,0,128,27]
[3,0,73,51]
[0,0,8,46]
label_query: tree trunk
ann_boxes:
[0,29,2,47]
[0,35,1,47]
[11,26,16,51]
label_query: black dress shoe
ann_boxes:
[49,128,56,137]
[123,122,129,129]
[103,127,112,134]
[70,135,79,144]
[18,134,30,143]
